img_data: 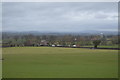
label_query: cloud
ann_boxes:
[2,2,118,32]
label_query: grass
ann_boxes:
[0,48,2,79]
[2,47,118,78]
[82,45,118,48]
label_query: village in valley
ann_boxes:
[2,32,119,49]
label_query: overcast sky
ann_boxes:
[2,2,118,32]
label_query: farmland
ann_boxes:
[2,47,118,78]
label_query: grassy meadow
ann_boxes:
[0,61,1,79]
[82,45,118,48]
[2,47,118,78]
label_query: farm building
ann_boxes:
[40,40,49,46]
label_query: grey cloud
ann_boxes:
[2,2,118,32]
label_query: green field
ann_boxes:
[2,47,118,78]
[0,61,1,79]
[82,45,118,48]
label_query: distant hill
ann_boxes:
[2,30,118,36]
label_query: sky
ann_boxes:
[2,2,118,32]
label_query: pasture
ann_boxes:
[2,47,118,78]
[82,45,118,48]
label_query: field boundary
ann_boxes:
[1,46,120,50]
[1,78,119,80]
[55,46,120,50]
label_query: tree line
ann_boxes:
[2,33,119,48]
